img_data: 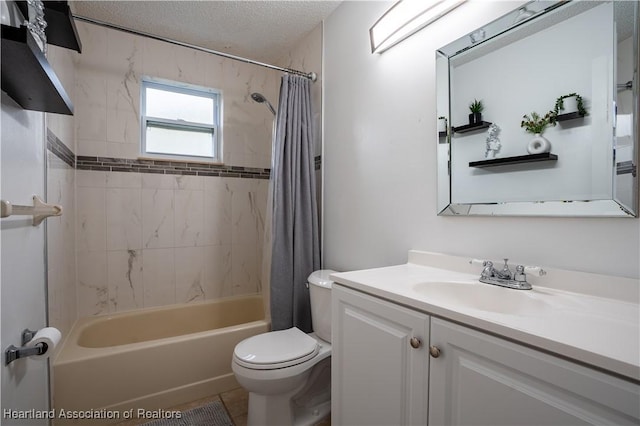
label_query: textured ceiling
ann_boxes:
[70,1,342,64]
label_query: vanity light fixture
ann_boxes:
[370,0,466,54]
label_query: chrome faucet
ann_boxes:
[475,258,536,290]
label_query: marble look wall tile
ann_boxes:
[77,170,107,188]
[230,180,263,247]
[203,178,232,246]
[175,247,205,303]
[231,244,260,295]
[106,171,142,188]
[76,186,106,252]
[107,249,143,312]
[106,141,140,159]
[106,107,140,146]
[142,173,175,189]
[203,54,225,91]
[174,48,206,87]
[143,37,178,82]
[203,245,233,299]
[76,138,107,158]
[71,20,290,316]
[174,175,203,190]
[106,188,142,250]
[142,248,175,307]
[77,251,109,317]
[142,188,175,249]
[106,30,142,114]
[74,22,108,71]
[174,189,204,247]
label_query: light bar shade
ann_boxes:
[370,0,466,54]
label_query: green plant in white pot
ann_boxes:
[554,93,587,116]
[521,111,556,154]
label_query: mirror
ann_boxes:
[437,1,638,217]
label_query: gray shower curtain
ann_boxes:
[269,74,320,332]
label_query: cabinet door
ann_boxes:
[332,285,430,426]
[429,318,640,426]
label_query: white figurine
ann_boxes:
[485,124,501,159]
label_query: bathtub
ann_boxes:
[53,294,268,424]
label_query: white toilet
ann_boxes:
[232,270,335,426]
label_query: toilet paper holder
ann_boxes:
[4,329,48,366]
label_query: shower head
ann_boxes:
[251,92,276,116]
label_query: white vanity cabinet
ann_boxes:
[429,318,640,426]
[332,284,430,426]
[332,283,640,426]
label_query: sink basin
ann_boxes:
[412,281,549,315]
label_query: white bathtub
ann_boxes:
[53,295,268,424]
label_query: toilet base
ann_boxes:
[246,357,331,426]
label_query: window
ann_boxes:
[141,78,222,162]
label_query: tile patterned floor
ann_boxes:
[115,387,330,426]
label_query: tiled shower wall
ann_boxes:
[73,21,280,316]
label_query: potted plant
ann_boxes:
[520,111,556,154]
[468,99,483,124]
[554,93,587,117]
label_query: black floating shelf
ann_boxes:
[1,24,73,115]
[556,111,586,122]
[453,121,492,134]
[43,1,82,53]
[469,152,558,168]
[15,1,81,52]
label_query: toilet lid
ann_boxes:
[234,328,319,370]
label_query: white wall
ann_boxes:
[1,95,49,423]
[323,1,640,279]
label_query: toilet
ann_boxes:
[232,270,335,426]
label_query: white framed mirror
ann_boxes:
[437,0,638,217]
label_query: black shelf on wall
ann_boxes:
[469,152,558,168]
[453,121,492,134]
[1,24,73,115]
[555,111,586,122]
[43,1,82,52]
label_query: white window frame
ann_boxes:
[140,77,223,163]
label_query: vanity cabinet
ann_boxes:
[332,284,429,425]
[429,318,640,426]
[332,284,640,426]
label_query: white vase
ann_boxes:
[561,96,578,114]
[527,134,551,154]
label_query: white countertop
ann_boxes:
[330,251,640,382]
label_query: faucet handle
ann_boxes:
[469,258,489,267]
[514,265,526,282]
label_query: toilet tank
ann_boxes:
[308,270,335,343]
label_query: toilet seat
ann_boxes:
[233,328,319,370]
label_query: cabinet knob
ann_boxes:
[429,345,441,358]
[409,337,422,349]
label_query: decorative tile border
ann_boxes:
[76,156,271,179]
[47,129,75,168]
[47,129,322,179]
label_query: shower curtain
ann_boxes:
[269,74,320,332]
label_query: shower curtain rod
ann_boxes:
[72,15,318,82]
